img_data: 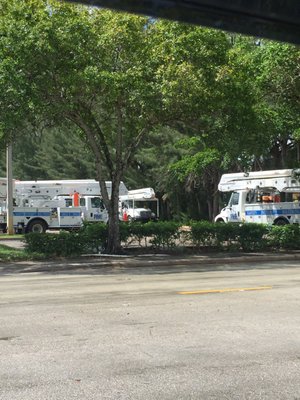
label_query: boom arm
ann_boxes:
[218,169,300,193]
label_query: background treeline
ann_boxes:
[1,8,300,221]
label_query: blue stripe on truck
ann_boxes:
[13,211,81,217]
[245,208,300,216]
[60,212,81,217]
[13,211,51,217]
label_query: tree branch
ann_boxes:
[123,127,148,169]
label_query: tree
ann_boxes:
[0,1,167,253]
[3,1,296,237]
[252,41,300,169]
[0,126,96,180]
[166,35,268,219]
[1,1,259,247]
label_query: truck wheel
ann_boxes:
[274,218,289,226]
[215,219,225,223]
[26,219,48,234]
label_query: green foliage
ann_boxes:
[146,221,181,249]
[0,244,41,261]
[122,221,182,249]
[1,1,300,227]
[24,231,99,256]
[170,146,221,182]
[23,222,300,257]
[189,221,241,250]
[80,222,108,242]
[0,126,96,179]
[189,221,269,251]
[121,222,151,247]
[214,223,241,250]
[252,40,300,169]
[24,223,132,256]
[267,224,300,250]
[189,220,217,247]
[119,222,132,243]
[237,223,269,251]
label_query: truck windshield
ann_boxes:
[123,200,151,209]
[91,197,104,209]
[65,198,73,207]
[228,192,239,206]
[134,201,150,209]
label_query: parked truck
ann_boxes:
[0,178,158,233]
[215,169,300,225]
[120,187,159,222]
[0,179,127,233]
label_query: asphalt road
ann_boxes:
[0,260,299,400]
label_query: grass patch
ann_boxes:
[0,244,44,261]
[0,234,25,239]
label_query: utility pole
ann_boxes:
[6,143,14,235]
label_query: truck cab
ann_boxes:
[215,190,248,223]
[58,195,108,223]
[79,196,108,223]
[121,199,156,222]
[119,187,159,222]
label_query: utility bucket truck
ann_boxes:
[215,169,300,225]
[0,179,128,233]
[120,187,159,222]
[0,178,83,233]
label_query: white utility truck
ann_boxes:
[16,181,158,224]
[215,169,300,225]
[0,179,128,233]
[120,187,159,222]
[0,179,158,233]
[0,177,82,233]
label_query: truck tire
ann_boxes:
[274,218,289,226]
[26,219,48,234]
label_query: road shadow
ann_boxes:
[0,253,299,276]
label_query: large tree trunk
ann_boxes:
[280,139,288,168]
[204,167,221,221]
[212,189,220,220]
[68,106,148,254]
[106,220,120,253]
[207,197,213,221]
[103,175,123,254]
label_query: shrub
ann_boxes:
[189,221,241,250]
[122,222,152,247]
[189,221,269,251]
[79,222,108,253]
[268,224,300,250]
[237,223,269,251]
[80,222,108,242]
[24,220,300,257]
[119,222,132,243]
[214,223,241,250]
[24,222,109,256]
[24,231,92,257]
[146,221,181,249]
[189,221,217,248]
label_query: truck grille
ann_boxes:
[140,211,152,219]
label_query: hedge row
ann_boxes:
[23,221,300,256]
